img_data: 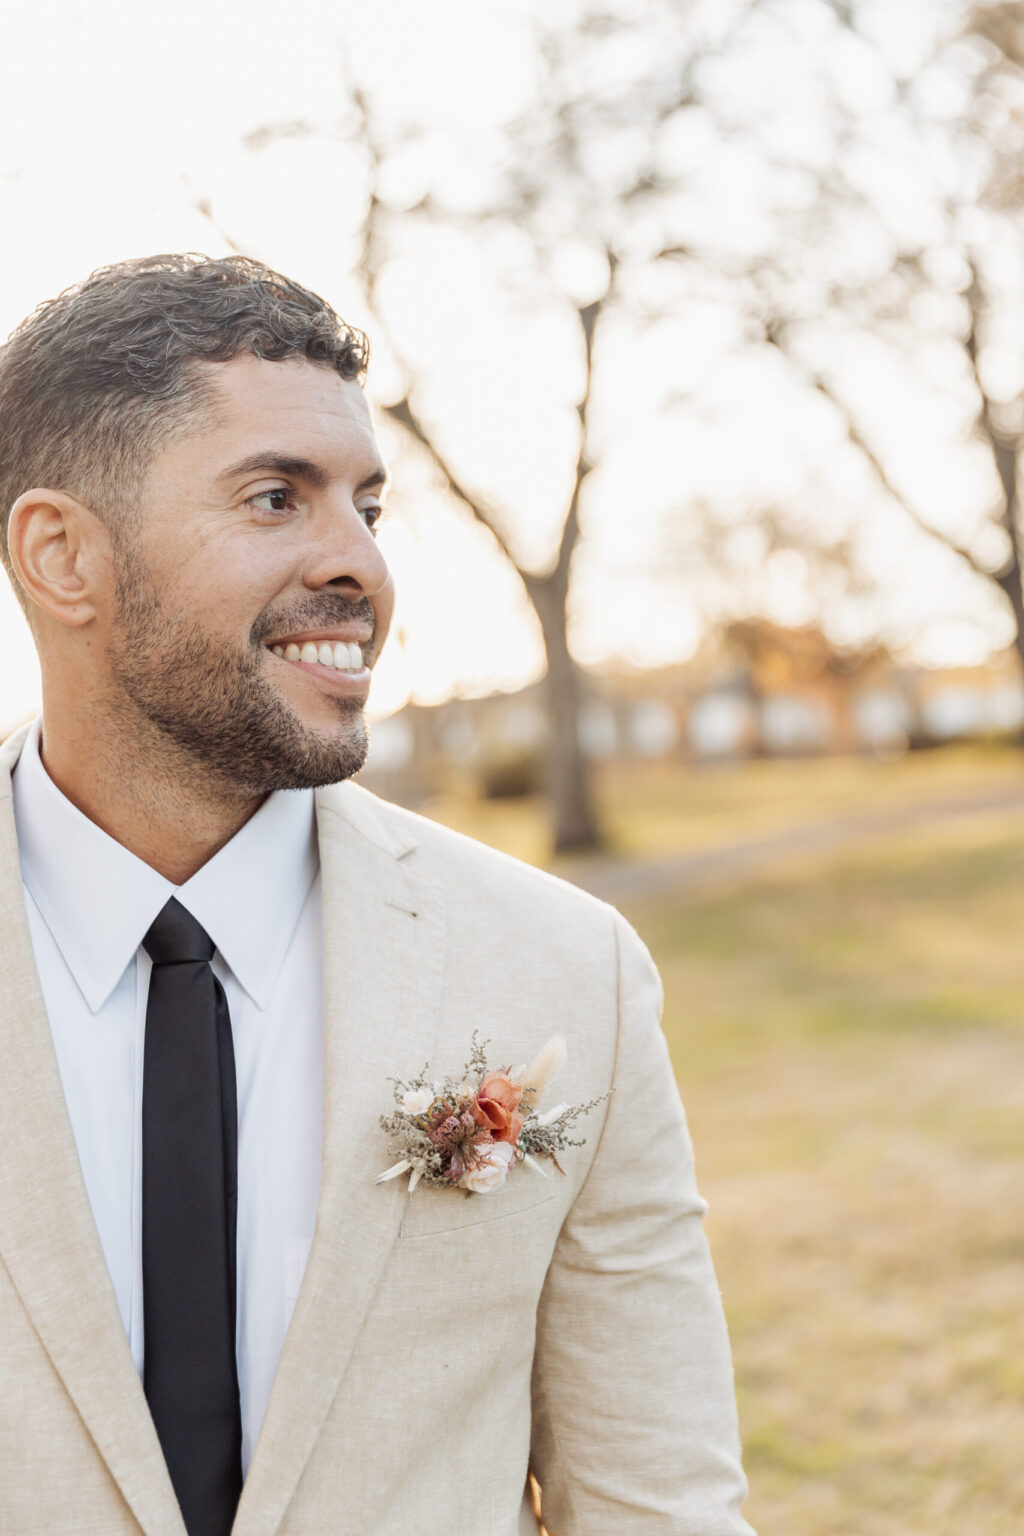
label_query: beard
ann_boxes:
[106,550,374,796]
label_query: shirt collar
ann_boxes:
[178,780,318,1010]
[12,717,318,1014]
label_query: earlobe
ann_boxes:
[7,488,108,628]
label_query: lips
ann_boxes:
[265,631,373,704]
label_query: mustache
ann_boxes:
[250,595,376,648]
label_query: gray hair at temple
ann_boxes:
[0,253,369,616]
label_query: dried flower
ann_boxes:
[521,1035,567,1105]
[401,1087,434,1115]
[375,1159,412,1184]
[472,1070,526,1145]
[377,1031,606,1196]
[459,1141,515,1194]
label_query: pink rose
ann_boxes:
[471,1071,525,1146]
[459,1141,515,1194]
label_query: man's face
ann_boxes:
[104,354,395,794]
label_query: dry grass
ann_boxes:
[421,741,1024,866]
[623,808,1024,1536]
[425,748,1024,1534]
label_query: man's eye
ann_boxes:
[360,503,383,532]
[248,488,293,514]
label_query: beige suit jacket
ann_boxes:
[0,722,753,1536]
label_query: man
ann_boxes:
[0,254,754,1535]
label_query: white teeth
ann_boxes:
[333,641,363,671]
[276,639,365,671]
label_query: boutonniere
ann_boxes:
[376,1032,607,1195]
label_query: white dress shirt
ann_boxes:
[11,717,323,1477]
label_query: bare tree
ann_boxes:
[353,71,613,850]
[231,0,767,852]
[214,0,1022,836]
[713,2,1024,713]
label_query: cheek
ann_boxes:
[371,579,396,651]
[169,541,287,632]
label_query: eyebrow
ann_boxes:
[217,453,388,493]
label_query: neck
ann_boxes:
[38,692,264,885]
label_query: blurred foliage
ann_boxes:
[478,747,544,801]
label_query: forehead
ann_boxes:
[177,354,379,476]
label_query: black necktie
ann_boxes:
[142,897,242,1536]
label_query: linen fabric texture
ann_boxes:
[0,722,755,1536]
[10,714,324,1474]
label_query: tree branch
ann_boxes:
[380,397,520,569]
[551,270,609,594]
[766,327,998,584]
[965,262,1021,550]
[193,199,245,257]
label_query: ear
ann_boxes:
[6,488,113,628]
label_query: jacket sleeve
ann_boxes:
[529,909,756,1535]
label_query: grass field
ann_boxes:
[424,749,1024,1535]
[421,738,1024,868]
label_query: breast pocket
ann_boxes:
[398,1172,559,1239]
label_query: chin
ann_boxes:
[193,694,371,797]
[272,709,370,791]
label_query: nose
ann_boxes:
[301,499,394,636]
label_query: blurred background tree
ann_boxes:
[195,0,1024,844]
[224,0,788,851]
[720,0,1024,721]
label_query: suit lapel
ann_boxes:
[234,783,445,1536]
[0,726,186,1536]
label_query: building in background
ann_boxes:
[359,621,1024,805]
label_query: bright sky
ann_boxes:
[0,0,1011,735]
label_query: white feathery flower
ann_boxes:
[375,1159,411,1184]
[524,1035,567,1102]
[536,1102,569,1128]
[408,1165,424,1193]
[400,1086,434,1115]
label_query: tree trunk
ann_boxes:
[526,574,602,854]
[996,543,1024,745]
[989,426,1024,744]
[1007,596,1024,746]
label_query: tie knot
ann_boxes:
[143,897,216,966]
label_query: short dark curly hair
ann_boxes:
[0,252,369,613]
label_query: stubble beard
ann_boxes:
[106,552,372,797]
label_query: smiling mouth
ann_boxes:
[268,638,366,674]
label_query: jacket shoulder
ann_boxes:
[317,779,615,932]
